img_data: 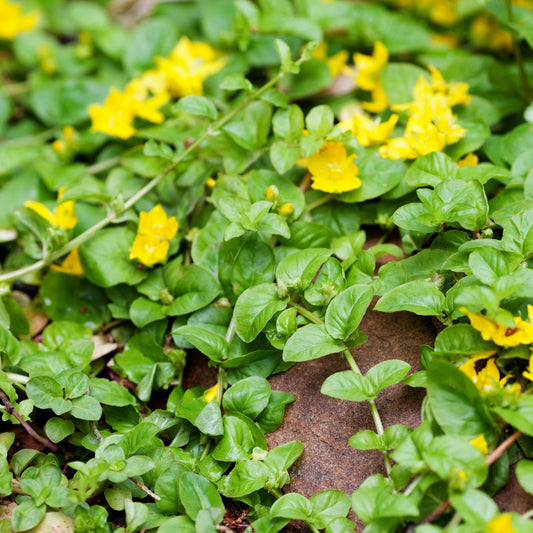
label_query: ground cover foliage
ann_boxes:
[1,0,533,531]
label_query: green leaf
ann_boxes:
[129,297,168,328]
[173,325,229,363]
[195,401,224,436]
[270,493,313,521]
[220,460,270,498]
[449,489,497,528]
[276,248,332,292]
[325,285,373,341]
[375,280,444,316]
[175,96,218,120]
[79,227,148,288]
[40,271,110,330]
[427,360,496,439]
[275,39,299,74]
[211,416,254,462]
[223,377,271,419]
[321,371,370,402]
[283,324,340,362]
[11,499,46,532]
[365,360,411,395]
[405,152,458,187]
[423,435,488,487]
[167,265,221,316]
[501,209,533,259]
[88,378,137,407]
[351,475,419,522]
[516,460,533,496]
[44,417,75,443]
[29,79,108,127]
[26,376,63,410]
[270,141,301,174]
[70,395,102,421]
[305,105,334,138]
[234,283,289,342]
[492,396,533,437]
[124,18,178,75]
[309,490,351,529]
[381,63,430,105]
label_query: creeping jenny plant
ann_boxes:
[1,0,533,532]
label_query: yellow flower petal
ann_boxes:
[137,204,178,241]
[203,384,218,403]
[51,248,84,276]
[24,201,55,225]
[469,434,488,455]
[129,234,170,267]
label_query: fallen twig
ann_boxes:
[0,390,58,452]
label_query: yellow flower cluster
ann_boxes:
[24,188,77,231]
[469,14,513,53]
[89,36,225,139]
[379,65,470,160]
[339,112,398,148]
[129,205,178,267]
[345,41,389,113]
[459,352,521,398]
[302,141,361,194]
[0,0,38,40]
[462,306,533,348]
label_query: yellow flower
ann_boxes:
[205,177,216,189]
[522,351,533,381]
[429,0,458,26]
[278,203,294,217]
[51,248,83,276]
[470,14,513,53]
[137,204,178,242]
[339,111,398,147]
[312,42,349,78]
[305,141,361,194]
[462,306,533,348]
[129,234,170,267]
[460,354,521,397]
[154,37,226,97]
[362,82,389,113]
[25,188,77,230]
[486,514,515,533]
[379,136,418,160]
[88,89,137,139]
[469,434,488,455]
[457,153,479,168]
[352,41,388,92]
[0,0,38,40]
[88,82,168,139]
[203,384,218,403]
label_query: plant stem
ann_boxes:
[2,129,56,146]
[505,0,533,102]
[445,512,462,530]
[85,155,121,175]
[0,71,286,285]
[5,372,29,385]
[2,82,31,96]
[289,301,323,325]
[343,349,391,475]
[403,474,423,497]
[130,477,161,501]
[0,390,58,452]
[306,194,334,212]
[523,509,533,519]
[486,429,522,466]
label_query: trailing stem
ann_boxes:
[0,71,285,285]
